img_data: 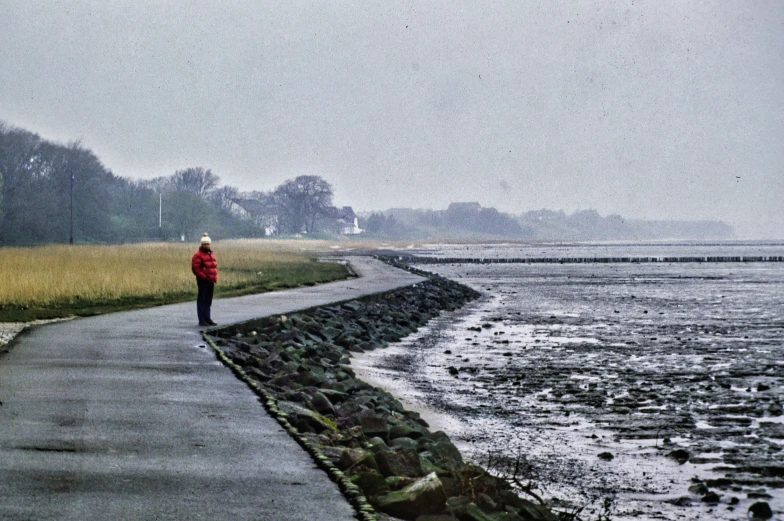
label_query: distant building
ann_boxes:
[337,206,363,235]
[234,198,278,236]
[447,202,482,214]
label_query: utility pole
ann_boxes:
[159,192,162,228]
[69,173,74,244]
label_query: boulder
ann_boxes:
[276,401,337,433]
[295,368,326,387]
[462,502,495,521]
[292,419,314,433]
[350,471,389,497]
[386,476,417,491]
[667,449,690,465]
[321,445,346,462]
[367,437,390,454]
[519,502,557,521]
[336,401,371,419]
[429,441,464,468]
[701,491,720,504]
[391,437,419,451]
[361,416,390,439]
[283,390,311,403]
[311,391,337,416]
[390,423,425,440]
[666,496,692,507]
[337,448,376,471]
[748,501,773,520]
[419,456,448,477]
[322,326,343,339]
[439,476,463,497]
[377,448,424,478]
[268,373,296,388]
[444,496,472,518]
[376,472,447,520]
[688,483,709,495]
[475,493,497,512]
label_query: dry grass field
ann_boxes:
[2,241,351,321]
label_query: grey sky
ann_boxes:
[1,1,782,238]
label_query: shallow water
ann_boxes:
[354,250,784,520]
[408,240,784,260]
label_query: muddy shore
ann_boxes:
[350,260,782,521]
[206,270,561,521]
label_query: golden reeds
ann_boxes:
[2,241,342,310]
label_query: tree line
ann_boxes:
[361,205,734,240]
[1,121,734,245]
[0,122,340,245]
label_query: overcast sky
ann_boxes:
[1,1,782,238]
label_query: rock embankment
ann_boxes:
[205,275,557,521]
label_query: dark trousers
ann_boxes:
[196,278,214,323]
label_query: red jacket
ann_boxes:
[192,247,218,283]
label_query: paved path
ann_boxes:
[0,257,424,521]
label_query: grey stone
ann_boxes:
[701,491,720,503]
[367,437,390,454]
[277,401,337,433]
[338,448,377,472]
[445,496,472,517]
[688,483,709,495]
[463,502,495,521]
[597,452,613,461]
[311,392,336,416]
[391,437,419,451]
[377,472,447,520]
[377,448,424,478]
[748,501,773,520]
[429,441,464,468]
[294,370,325,387]
[390,423,425,440]
[418,454,449,477]
[360,416,390,439]
[386,475,417,491]
[350,471,389,497]
[667,449,690,465]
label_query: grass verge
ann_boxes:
[2,242,351,322]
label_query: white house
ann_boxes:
[337,206,363,235]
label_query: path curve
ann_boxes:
[0,256,424,521]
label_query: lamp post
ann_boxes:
[69,173,74,244]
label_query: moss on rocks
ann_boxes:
[206,270,557,521]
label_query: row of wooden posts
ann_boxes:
[395,255,784,265]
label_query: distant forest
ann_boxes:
[0,121,733,245]
[360,204,734,241]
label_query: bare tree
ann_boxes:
[169,167,220,198]
[209,185,240,212]
[269,175,334,234]
[163,191,213,240]
[139,175,172,193]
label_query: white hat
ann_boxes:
[200,233,212,245]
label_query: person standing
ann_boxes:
[192,233,218,326]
